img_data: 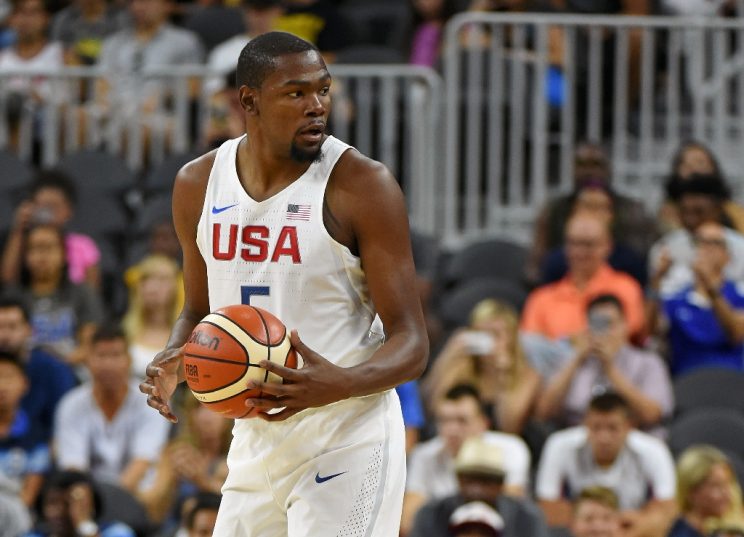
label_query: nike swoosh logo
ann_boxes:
[314,471,347,484]
[212,203,238,214]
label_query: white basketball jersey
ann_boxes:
[195,135,385,372]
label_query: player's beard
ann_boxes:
[290,141,323,163]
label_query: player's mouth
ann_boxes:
[298,122,325,143]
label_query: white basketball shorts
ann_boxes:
[212,389,406,537]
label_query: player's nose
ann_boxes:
[305,94,325,116]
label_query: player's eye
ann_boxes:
[319,87,330,96]
[288,91,302,98]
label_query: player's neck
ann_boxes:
[237,135,313,201]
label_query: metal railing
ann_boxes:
[443,12,744,244]
[0,64,442,235]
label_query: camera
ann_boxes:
[587,311,612,334]
[462,331,495,356]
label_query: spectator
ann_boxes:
[95,0,204,118]
[138,396,230,524]
[0,351,49,508]
[536,393,676,535]
[661,141,744,235]
[527,142,657,285]
[649,176,744,298]
[402,385,531,535]
[448,501,504,537]
[572,486,623,537]
[536,293,673,433]
[538,182,648,286]
[409,436,549,537]
[0,294,76,441]
[273,0,351,61]
[408,0,459,69]
[206,0,283,93]
[11,222,103,367]
[54,324,171,493]
[0,472,31,537]
[0,0,65,151]
[203,69,244,149]
[50,0,127,65]
[649,222,744,376]
[668,446,744,537]
[184,492,221,537]
[2,170,102,289]
[422,299,540,436]
[521,212,646,342]
[25,470,135,537]
[122,254,183,379]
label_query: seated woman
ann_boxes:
[661,141,744,234]
[11,222,104,369]
[421,298,540,436]
[137,396,231,527]
[668,446,744,537]
[122,254,183,380]
[540,182,647,286]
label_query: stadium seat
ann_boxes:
[673,367,744,417]
[0,149,34,201]
[183,5,245,52]
[442,238,528,288]
[338,2,411,51]
[0,196,12,237]
[669,408,744,459]
[55,150,137,194]
[133,193,172,238]
[437,276,528,330]
[143,150,201,195]
[69,192,129,238]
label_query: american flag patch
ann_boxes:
[286,203,311,221]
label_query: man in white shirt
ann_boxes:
[54,325,170,493]
[536,392,676,537]
[402,384,530,535]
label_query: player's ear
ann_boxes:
[239,87,258,115]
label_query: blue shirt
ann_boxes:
[0,409,50,487]
[395,381,425,429]
[663,282,744,376]
[22,347,77,441]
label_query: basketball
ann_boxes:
[183,304,298,419]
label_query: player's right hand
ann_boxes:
[139,345,185,423]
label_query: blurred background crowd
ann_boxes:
[3,0,744,537]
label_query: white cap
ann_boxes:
[449,501,504,535]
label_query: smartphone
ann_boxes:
[462,331,495,356]
[588,311,612,334]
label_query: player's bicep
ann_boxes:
[172,162,212,318]
[352,168,424,336]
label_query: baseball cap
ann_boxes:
[449,501,504,537]
[454,437,506,480]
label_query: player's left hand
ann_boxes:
[244,330,353,421]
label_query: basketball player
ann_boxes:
[139,31,429,536]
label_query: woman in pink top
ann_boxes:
[2,171,101,289]
[408,0,460,68]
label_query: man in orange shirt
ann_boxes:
[521,212,645,341]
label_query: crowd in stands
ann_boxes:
[2,1,744,537]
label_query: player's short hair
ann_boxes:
[574,486,619,512]
[236,31,319,89]
[0,293,31,323]
[588,392,630,416]
[185,492,222,529]
[30,169,77,206]
[91,323,128,346]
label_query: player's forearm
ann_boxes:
[164,310,205,383]
[344,329,428,399]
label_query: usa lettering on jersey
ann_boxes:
[212,223,302,263]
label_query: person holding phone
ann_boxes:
[422,299,541,437]
[535,294,673,434]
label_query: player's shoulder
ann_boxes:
[331,147,398,194]
[175,148,218,187]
